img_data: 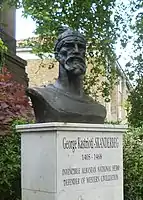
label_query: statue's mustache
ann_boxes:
[65,55,86,72]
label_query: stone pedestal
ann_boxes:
[16,122,126,200]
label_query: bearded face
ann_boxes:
[56,38,86,76]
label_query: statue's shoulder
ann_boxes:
[26,84,56,101]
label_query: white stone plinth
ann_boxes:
[16,122,127,200]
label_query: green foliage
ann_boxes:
[124,127,143,200]
[0,119,26,200]
[127,78,143,128]
[112,0,143,83]
[0,67,34,134]
[0,39,7,70]
[124,1,143,127]
[126,0,143,80]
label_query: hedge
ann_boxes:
[124,127,143,200]
[0,120,26,200]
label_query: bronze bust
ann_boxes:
[27,27,106,123]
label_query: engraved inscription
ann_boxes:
[58,134,122,189]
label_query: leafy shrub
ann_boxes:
[0,67,33,134]
[127,78,143,128]
[124,127,143,200]
[0,120,27,200]
[0,38,7,69]
[0,64,33,199]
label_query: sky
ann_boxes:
[16,8,36,40]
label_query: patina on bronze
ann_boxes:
[26,27,106,123]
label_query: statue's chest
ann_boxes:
[41,89,95,115]
[29,87,106,123]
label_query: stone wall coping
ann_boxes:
[5,52,27,67]
[16,122,127,133]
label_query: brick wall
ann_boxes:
[26,59,58,87]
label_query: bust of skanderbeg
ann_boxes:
[26,27,106,123]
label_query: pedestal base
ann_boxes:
[16,123,127,200]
